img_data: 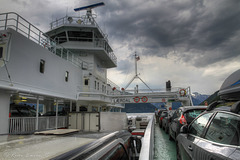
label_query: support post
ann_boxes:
[35,96,39,131]
[70,100,72,112]
[55,100,58,129]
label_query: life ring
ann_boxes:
[134,96,140,103]
[179,89,186,96]
[141,96,148,103]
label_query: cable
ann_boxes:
[2,58,13,86]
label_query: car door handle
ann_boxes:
[188,145,193,151]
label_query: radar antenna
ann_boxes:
[74,2,105,23]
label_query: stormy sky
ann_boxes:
[1,0,240,95]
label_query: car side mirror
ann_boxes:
[180,125,188,134]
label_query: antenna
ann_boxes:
[74,2,105,24]
[74,2,105,13]
[124,53,153,92]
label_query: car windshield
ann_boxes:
[161,112,168,117]
[184,109,206,123]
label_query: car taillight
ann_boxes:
[179,115,187,124]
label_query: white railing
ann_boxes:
[0,12,90,69]
[139,115,155,160]
[9,116,68,134]
[50,15,107,40]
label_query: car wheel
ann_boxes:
[176,141,182,160]
[165,126,168,134]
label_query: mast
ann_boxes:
[124,53,153,92]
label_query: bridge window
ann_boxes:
[84,79,89,85]
[40,59,45,73]
[68,31,93,42]
[51,32,67,44]
[0,47,3,59]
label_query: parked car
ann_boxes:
[9,103,38,117]
[156,108,167,123]
[42,110,67,116]
[176,101,240,160]
[162,110,175,133]
[168,106,207,141]
[159,111,168,128]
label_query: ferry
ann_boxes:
[0,2,193,159]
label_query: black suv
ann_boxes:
[169,106,207,141]
[10,103,38,117]
[176,101,240,160]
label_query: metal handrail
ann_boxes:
[9,116,68,134]
[0,12,117,67]
[139,115,154,160]
[54,36,117,66]
[0,12,89,68]
[50,15,107,40]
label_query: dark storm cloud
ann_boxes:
[97,0,240,68]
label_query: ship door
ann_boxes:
[83,78,90,93]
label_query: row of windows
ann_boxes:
[84,78,107,92]
[40,59,69,82]
[51,31,94,44]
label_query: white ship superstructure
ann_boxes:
[0,4,123,135]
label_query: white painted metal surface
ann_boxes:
[139,115,154,160]
[0,92,10,134]
[68,112,99,131]
[100,112,128,132]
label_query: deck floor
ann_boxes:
[154,124,177,160]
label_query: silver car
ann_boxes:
[176,101,240,160]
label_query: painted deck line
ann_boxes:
[34,129,79,135]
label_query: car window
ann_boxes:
[205,112,240,146]
[184,109,206,123]
[189,113,213,137]
[18,107,30,117]
[29,109,37,116]
[176,109,182,118]
[161,112,168,117]
[171,110,178,119]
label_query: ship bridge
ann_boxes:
[44,15,117,68]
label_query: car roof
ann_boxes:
[178,106,207,112]
[206,101,240,114]
[213,106,231,112]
